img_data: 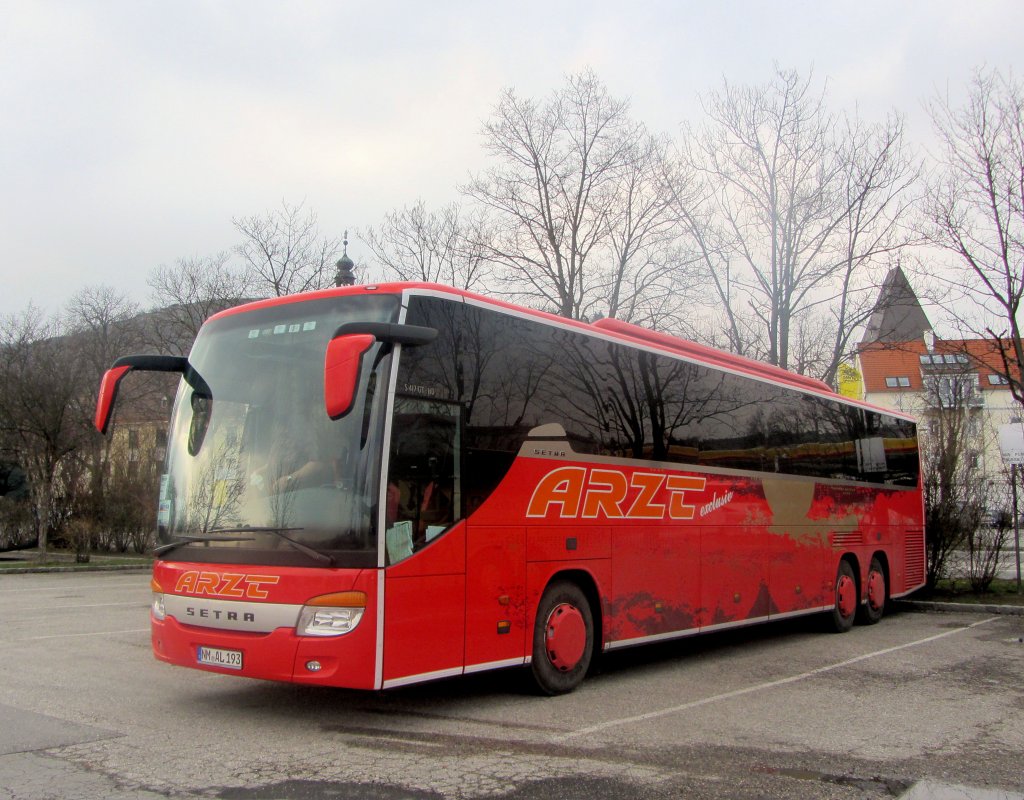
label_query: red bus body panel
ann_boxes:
[382,523,467,685]
[151,561,379,689]
[464,525,528,670]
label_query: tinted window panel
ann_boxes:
[400,297,919,509]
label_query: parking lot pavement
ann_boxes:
[0,571,1022,799]
[0,751,174,800]
[900,781,1024,800]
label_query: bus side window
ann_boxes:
[385,399,461,565]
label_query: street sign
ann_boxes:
[998,423,1024,465]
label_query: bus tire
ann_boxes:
[531,580,594,695]
[830,559,857,633]
[857,556,887,625]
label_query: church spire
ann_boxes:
[334,230,355,287]
[861,265,932,345]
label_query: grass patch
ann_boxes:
[0,550,152,570]
[921,578,1024,606]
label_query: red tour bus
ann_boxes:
[95,283,924,694]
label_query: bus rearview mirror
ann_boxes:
[95,365,134,434]
[324,323,436,419]
[324,334,376,419]
[94,354,190,435]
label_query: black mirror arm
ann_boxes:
[331,322,438,347]
[110,355,211,396]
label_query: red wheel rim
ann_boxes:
[867,569,885,611]
[545,603,586,672]
[836,574,857,618]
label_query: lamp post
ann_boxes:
[1014,465,1021,593]
[997,421,1024,593]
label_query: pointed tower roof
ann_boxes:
[861,266,932,344]
[334,230,356,287]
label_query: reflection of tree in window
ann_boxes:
[402,299,557,510]
[640,360,764,468]
[639,352,752,464]
[402,300,495,417]
[399,295,920,500]
[181,438,246,534]
[490,325,555,431]
[539,330,610,452]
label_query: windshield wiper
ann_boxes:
[153,535,255,557]
[207,526,336,567]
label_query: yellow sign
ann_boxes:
[837,362,864,400]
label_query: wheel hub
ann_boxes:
[544,603,586,672]
[836,574,857,618]
[867,569,885,610]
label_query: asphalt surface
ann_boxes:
[0,571,1022,799]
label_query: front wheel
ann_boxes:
[530,581,594,695]
[830,560,857,633]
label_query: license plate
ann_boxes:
[197,646,243,670]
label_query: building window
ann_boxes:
[924,374,982,407]
[920,353,969,366]
[988,374,1009,385]
[884,376,911,388]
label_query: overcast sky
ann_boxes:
[2,0,1022,319]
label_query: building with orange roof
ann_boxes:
[855,267,1019,487]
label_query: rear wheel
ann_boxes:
[857,557,887,625]
[531,581,594,695]
[830,560,857,633]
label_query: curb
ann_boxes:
[0,564,151,576]
[896,599,1024,616]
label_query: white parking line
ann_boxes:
[0,580,147,594]
[0,628,149,644]
[15,602,148,618]
[556,617,999,742]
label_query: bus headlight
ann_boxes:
[151,578,166,621]
[297,591,366,637]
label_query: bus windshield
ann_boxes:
[157,294,399,568]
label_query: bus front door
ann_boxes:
[382,399,466,687]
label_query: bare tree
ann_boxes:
[234,200,343,296]
[679,67,915,381]
[600,133,694,326]
[463,71,681,321]
[917,363,991,589]
[65,286,144,519]
[923,67,1024,409]
[0,308,92,554]
[147,252,252,354]
[63,285,174,559]
[664,155,762,352]
[966,479,1013,593]
[361,200,492,290]
[66,285,142,380]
